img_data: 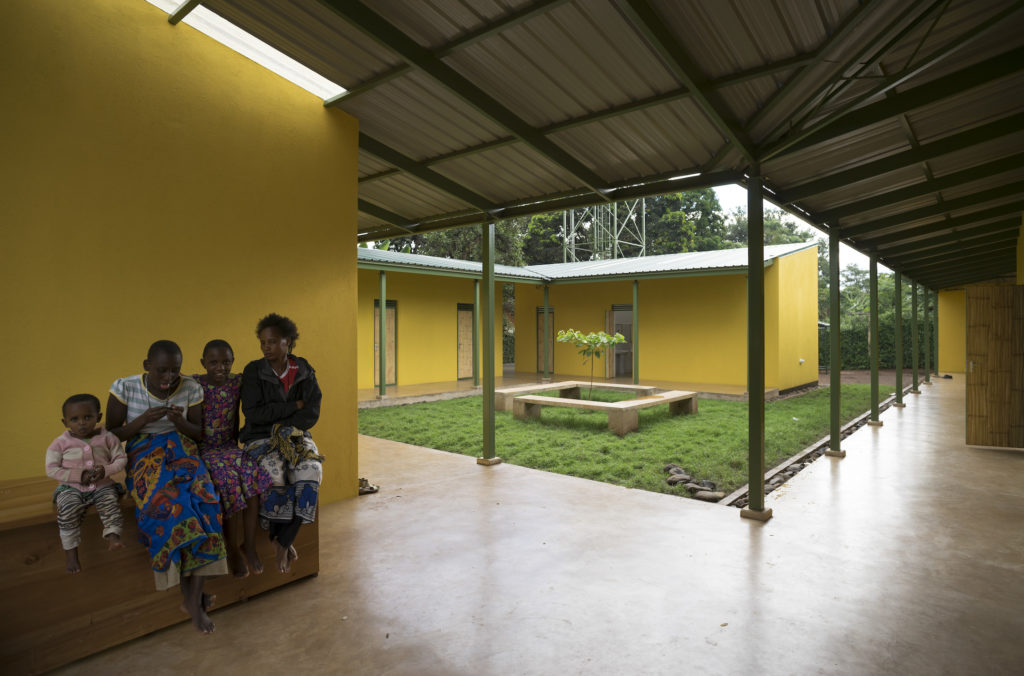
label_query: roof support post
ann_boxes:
[632,280,640,385]
[377,271,387,399]
[168,0,201,25]
[933,290,940,377]
[911,281,921,394]
[869,256,882,426]
[741,168,772,521]
[473,279,480,388]
[923,287,932,385]
[894,271,906,407]
[543,285,551,383]
[478,223,501,466]
[826,226,845,457]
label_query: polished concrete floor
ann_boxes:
[59,377,1023,675]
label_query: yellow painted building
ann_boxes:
[515,244,819,392]
[2,0,359,502]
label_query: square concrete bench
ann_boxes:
[0,476,319,674]
[495,381,658,412]
[513,390,697,436]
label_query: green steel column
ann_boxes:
[543,284,551,382]
[632,280,639,385]
[894,271,905,407]
[378,271,387,399]
[741,169,771,521]
[911,281,920,393]
[478,224,500,465]
[826,226,844,457]
[473,279,480,388]
[923,287,932,384]
[868,256,881,425]
[932,290,939,376]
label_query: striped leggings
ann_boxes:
[55,485,123,550]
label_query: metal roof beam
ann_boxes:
[816,155,1024,222]
[841,186,1024,238]
[168,0,201,25]
[904,247,1017,275]
[776,113,1024,204]
[775,47,1024,157]
[884,232,1020,266]
[921,265,1017,288]
[762,1,1024,160]
[874,218,1021,256]
[357,200,419,234]
[616,0,756,163]
[327,0,572,104]
[321,0,611,197]
[359,133,499,213]
[855,202,1024,249]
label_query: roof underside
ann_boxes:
[199,0,1024,290]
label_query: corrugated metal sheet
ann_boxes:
[357,246,546,281]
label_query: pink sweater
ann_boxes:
[45,429,126,492]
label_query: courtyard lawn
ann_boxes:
[358,384,896,496]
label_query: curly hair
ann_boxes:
[256,313,299,350]
[62,393,101,417]
[202,339,234,358]
[147,339,182,361]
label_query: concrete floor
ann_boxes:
[58,377,1023,675]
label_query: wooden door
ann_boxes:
[457,304,474,379]
[966,285,1024,447]
[536,307,554,373]
[373,301,397,386]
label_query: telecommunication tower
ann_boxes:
[561,198,646,262]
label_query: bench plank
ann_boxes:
[512,390,697,435]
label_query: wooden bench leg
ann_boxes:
[513,399,542,420]
[562,386,581,399]
[607,409,638,436]
[669,397,697,415]
[495,392,512,412]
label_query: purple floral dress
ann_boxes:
[194,373,273,516]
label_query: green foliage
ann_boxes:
[725,207,812,246]
[556,329,626,398]
[358,384,895,496]
[383,217,527,267]
[522,212,564,264]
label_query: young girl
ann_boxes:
[193,339,272,577]
[106,340,227,635]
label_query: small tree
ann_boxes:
[556,329,626,399]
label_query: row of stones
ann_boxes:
[663,465,725,502]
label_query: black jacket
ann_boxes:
[239,355,322,443]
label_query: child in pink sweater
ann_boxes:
[45,394,127,572]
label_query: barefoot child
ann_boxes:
[45,394,127,573]
[106,340,228,634]
[193,339,272,578]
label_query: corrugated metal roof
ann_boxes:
[184,0,1024,289]
[357,242,815,283]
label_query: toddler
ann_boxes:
[45,393,127,573]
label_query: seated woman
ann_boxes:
[239,313,323,574]
[106,340,228,634]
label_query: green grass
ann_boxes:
[358,384,895,497]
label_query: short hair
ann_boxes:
[63,393,101,417]
[256,313,299,350]
[202,339,234,358]
[147,339,182,361]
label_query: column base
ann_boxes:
[923,381,933,386]
[824,449,846,458]
[376,394,388,400]
[867,420,884,427]
[893,402,906,408]
[740,507,773,522]
[476,457,503,466]
[911,389,921,394]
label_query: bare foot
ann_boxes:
[232,548,249,579]
[105,534,124,551]
[272,540,291,573]
[180,593,217,614]
[65,548,81,573]
[288,545,299,562]
[244,544,263,575]
[186,599,215,635]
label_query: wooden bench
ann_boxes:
[494,381,658,412]
[513,389,698,436]
[0,476,319,674]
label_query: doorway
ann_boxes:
[457,303,474,380]
[536,306,554,373]
[373,299,396,387]
[608,305,633,378]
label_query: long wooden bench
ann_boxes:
[0,475,319,674]
[494,381,657,411]
[513,389,698,436]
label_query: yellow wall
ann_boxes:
[768,247,819,390]
[356,270,503,389]
[938,289,966,373]
[1,0,359,502]
[513,249,818,390]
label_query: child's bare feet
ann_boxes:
[179,593,216,615]
[231,548,249,579]
[288,545,299,563]
[272,540,291,573]
[65,548,81,573]
[185,597,215,634]
[244,544,263,575]
[105,533,124,551]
